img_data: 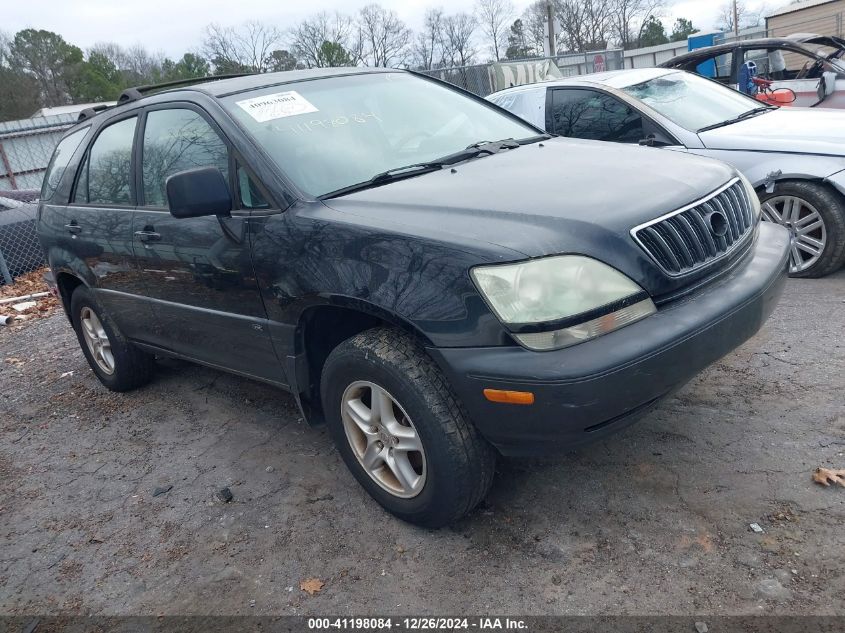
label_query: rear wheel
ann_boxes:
[70,286,155,391]
[320,328,496,527]
[759,181,845,278]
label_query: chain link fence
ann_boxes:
[0,114,75,285]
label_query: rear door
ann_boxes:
[53,114,154,340]
[131,104,284,383]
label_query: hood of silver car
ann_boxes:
[698,107,845,155]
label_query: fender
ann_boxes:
[689,149,845,191]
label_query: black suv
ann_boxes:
[38,68,791,526]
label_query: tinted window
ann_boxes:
[549,89,643,143]
[41,127,89,200]
[74,117,137,206]
[237,165,269,209]
[84,118,137,205]
[142,109,229,207]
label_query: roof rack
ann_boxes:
[76,73,255,122]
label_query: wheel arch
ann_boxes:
[291,299,436,426]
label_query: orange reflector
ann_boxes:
[483,389,535,405]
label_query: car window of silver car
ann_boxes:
[622,71,767,133]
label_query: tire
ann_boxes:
[320,328,496,527]
[70,285,155,391]
[759,180,845,278]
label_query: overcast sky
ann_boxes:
[3,0,792,58]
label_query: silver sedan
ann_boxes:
[488,68,845,277]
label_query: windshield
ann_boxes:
[621,71,768,132]
[222,72,538,197]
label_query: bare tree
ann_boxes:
[411,8,446,70]
[202,21,284,73]
[355,4,411,67]
[289,12,355,68]
[89,42,165,83]
[521,1,549,56]
[476,0,515,61]
[608,0,664,49]
[442,13,479,67]
[556,0,613,52]
[717,0,765,32]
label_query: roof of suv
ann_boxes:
[187,66,395,97]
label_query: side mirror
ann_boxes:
[166,167,232,219]
[638,133,673,148]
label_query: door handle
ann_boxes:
[134,230,161,242]
[65,223,82,235]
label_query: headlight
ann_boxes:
[471,255,656,351]
[738,172,762,223]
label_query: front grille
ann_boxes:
[632,179,755,276]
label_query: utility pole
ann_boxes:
[733,0,740,36]
[546,1,556,57]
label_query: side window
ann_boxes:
[74,117,137,206]
[237,165,269,210]
[694,52,734,83]
[549,89,644,143]
[41,127,89,200]
[142,108,229,208]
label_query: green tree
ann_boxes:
[505,19,532,59]
[670,18,699,42]
[161,53,211,81]
[316,41,354,67]
[0,67,40,120]
[68,51,124,102]
[265,49,299,72]
[639,16,668,47]
[9,29,83,106]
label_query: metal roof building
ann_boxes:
[0,113,77,191]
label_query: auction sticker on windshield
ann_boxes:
[236,91,319,123]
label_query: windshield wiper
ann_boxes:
[320,162,446,199]
[321,136,543,199]
[697,106,774,133]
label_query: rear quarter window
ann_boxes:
[41,127,89,201]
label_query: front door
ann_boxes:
[132,105,284,384]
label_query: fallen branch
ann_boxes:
[0,292,49,306]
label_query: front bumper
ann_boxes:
[428,223,791,456]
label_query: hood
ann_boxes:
[699,107,845,155]
[324,138,735,261]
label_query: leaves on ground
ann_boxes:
[813,467,845,487]
[300,578,324,595]
[0,267,59,327]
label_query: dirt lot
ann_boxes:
[1,272,844,617]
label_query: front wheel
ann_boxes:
[759,181,845,278]
[320,328,496,527]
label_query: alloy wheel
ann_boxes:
[341,380,427,499]
[79,307,115,375]
[761,195,827,273]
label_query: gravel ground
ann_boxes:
[1,272,844,617]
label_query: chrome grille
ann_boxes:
[632,179,755,276]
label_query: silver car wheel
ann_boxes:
[79,307,115,375]
[761,195,827,273]
[341,380,427,499]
